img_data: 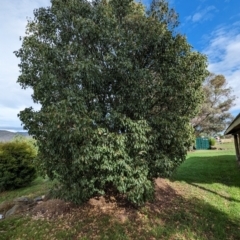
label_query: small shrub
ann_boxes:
[0,141,37,192]
[209,138,216,147]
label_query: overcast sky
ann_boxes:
[0,0,240,129]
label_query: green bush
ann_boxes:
[0,141,37,192]
[209,138,216,146]
[12,134,38,155]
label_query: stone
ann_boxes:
[4,199,36,218]
[5,205,21,218]
[14,196,31,204]
[0,201,15,213]
[2,194,52,218]
[34,196,43,202]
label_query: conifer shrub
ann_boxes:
[0,141,37,192]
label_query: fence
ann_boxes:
[220,138,233,143]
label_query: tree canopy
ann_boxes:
[191,73,236,136]
[15,0,208,205]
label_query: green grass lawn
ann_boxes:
[169,144,240,240]
[1,144,240,240]
[0,177,55,203]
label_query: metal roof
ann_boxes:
[224,113,240,135]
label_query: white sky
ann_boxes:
[204,24,240,113]
[0,0,240,128]
[0,0,50,127]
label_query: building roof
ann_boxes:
[224,113,240,135]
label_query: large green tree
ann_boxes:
[191,73,236,136]
[15,0,208,205]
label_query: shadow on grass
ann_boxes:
[171,155,240,187]
[188,182,240,203]
[144,180,240,240]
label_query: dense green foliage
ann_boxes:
[15,0,208,205]
[0,141,37,192]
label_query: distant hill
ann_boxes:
[16,132,29,137]
[0,130,29,142]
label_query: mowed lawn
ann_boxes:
[1,142,240,240]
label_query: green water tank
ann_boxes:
[196,138,210,150]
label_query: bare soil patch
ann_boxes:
[29,178,181,224]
